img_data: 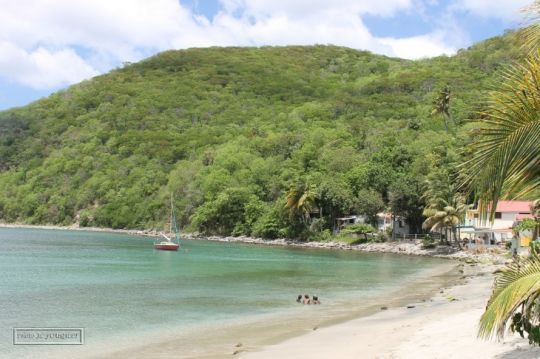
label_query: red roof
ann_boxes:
[495,201,532,213]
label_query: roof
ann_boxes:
[495,200,532,213]
[336,216,358,221]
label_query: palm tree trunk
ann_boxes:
[454,226,462,249]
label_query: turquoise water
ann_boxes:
[0,228,451,357]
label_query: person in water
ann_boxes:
[296,294,302,303]
[312,295,320,304]
[303,294,311,304]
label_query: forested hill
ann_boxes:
[0,30,526,238]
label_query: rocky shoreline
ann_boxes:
[0,223,509,265]
[188,234,509,265]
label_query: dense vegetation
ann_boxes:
[0,30,528,238]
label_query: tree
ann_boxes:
[422,195,469,246]
[477,1,540,345]
[479,245,540,345]
[432,86,452,132]
[355,189,385,227]
[389,176,424,234]
[284,181,316,226]
[462,51,540,221]
[341,223,375,242]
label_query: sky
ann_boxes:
[0,0,532,110]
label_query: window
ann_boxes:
[495,212,502,219]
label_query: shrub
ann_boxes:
[422,235,437,249]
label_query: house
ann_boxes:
[376,212,409,236]
[334,213,409,235]
[462,200,533,243]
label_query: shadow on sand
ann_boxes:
[494,346,540,359]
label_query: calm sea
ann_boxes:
[0,228,454,358]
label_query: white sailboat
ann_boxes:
[154,195,180,251]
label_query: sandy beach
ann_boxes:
[66,262,540,359]
[241,265,540,359]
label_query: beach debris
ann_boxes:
[313,326,318,331]
[446,296,458,302]
[407,305,416,309]
[235,343,243,347]
[380,306,388,310]
[233,349,245,355]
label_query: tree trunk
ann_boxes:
[391,214,396,241]
[454,226,462,249]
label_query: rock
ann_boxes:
[235,343,243,347]
[380,306,388,310]
[313,326,318,331]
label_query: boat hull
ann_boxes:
[154,243,179,251]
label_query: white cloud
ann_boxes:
[0,42,98,88]
[451,0,532,22]
[218,0,413,18]
[0,0,524,90]
[380,33,456,59]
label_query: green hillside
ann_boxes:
[0,30,527,238]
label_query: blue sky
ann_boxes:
[0,0,531,111]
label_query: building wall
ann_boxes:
[501,212,516,221]
[466,212,519,230]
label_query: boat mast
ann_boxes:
[169,193,173,235]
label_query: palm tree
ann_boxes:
[432,86,452,132]
[422,197,468,246]
[479,248,540,343]
[422,173,470,245]
[522,1,540,54]
[462,29,540,221]
[476,2,540,344]
[284,182,316,226]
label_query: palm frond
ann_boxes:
[521,1,540,54]
[461,51,540,221]
[479,256,540,339]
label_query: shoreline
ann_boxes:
[3,223,532,358]
[0,222,510,264]
[50,261,463,359]
[241,263,540,359]
[33,262,540,359]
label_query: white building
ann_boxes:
[334,213,409,235]
[462,200,533,243]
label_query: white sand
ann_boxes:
[241,267,540,359]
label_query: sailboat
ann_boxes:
[154,195,180,251]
